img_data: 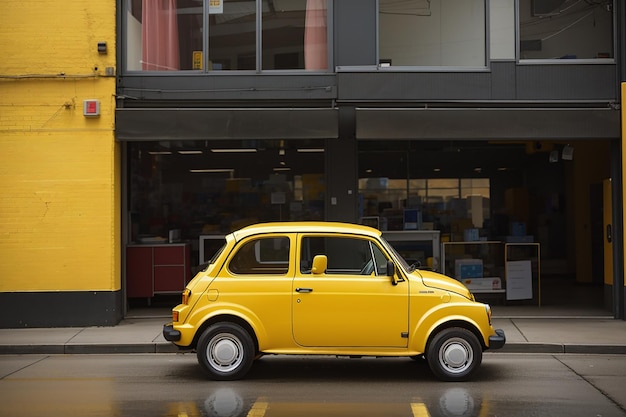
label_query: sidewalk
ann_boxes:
[1,306,626,355]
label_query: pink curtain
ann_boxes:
[142,0,180,71]
[304,0,327,70]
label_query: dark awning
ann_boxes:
[116,108,339,141]
[356,108,620,140]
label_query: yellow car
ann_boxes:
[163,222,505,382]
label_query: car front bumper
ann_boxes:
[489,329,506,349]
[163,323,181,342]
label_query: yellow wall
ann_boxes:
[0,2,119,291]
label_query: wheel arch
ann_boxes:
[192,314,259,354]
[424,319,487,354]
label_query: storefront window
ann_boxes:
[125,0,329,71]
[359,177,490,236]
[358,141,497,239]
[378,0,486,67]
[128,140,325,264]
[518,0,614,61]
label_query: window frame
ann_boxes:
[374,0,490,72]
[515,0,616,65]
[228,236,291,275]
[122,0,334,74]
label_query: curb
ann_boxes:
[2,343,626,355]
[0,342,180,355]
[493,343,626,355]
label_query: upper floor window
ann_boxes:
[519,0,614,61]
[378,0,486,68]
[125,0,329,72]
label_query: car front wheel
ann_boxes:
[197,322,255,381]
[426,327,482,382]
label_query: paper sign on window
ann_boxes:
[209,0,223,14]
[506,260,533,301]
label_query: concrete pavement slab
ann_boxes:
[510,318,626,345]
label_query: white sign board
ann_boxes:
[209,0,223,14]
[506,260,533,300]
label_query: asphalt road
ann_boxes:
[1,353,625,417]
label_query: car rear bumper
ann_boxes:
[163,323,181,342]
[489,329,506,350]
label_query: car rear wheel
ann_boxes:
[426,327,482,382]
[197,322,255,380]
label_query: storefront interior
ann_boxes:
[126,138,610,310]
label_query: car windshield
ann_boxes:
[379,236,412,272]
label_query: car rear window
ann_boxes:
[229,237,290,275]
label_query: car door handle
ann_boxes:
[295,287,313,293]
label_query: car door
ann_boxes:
[216,233,294,347]
[292,234,409,348]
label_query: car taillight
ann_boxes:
[172,310,179,322]
[182,288,191,305]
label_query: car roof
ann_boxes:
[231,221,382,241]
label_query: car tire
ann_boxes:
[197,322,255,381]
[426,327,482,382]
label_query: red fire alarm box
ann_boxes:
[83,99,100,117]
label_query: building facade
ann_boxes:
[1,0,625,327]
[0,1,121,326]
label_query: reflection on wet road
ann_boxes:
[198,385,485,417]
[1,354,625,417]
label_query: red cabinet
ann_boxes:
[126,244,191,298]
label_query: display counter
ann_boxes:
[441,241,541,304]
[126,243,191,299]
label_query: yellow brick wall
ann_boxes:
[0,1,119,291]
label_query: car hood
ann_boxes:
[415,269,473,299]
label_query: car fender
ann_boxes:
[409,302,489,353]
[183,301,268,349]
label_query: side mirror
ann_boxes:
[387,261,398,285]
[311,255,328,275]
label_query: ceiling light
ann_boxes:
[210,148,257,153]
[148,151,172,155]
[189,169,234,173]
[178,150,203,155]
[297,148,325,153]
[273,167,291,171]
[433,168,441,172]
[562,145,574,160]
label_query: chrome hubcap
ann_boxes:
[208,333,243,372]
[439,337,473,374]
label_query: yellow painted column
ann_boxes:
[0,1,119,293]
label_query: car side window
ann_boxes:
[229,237,290,275]
[300,236,386,275]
